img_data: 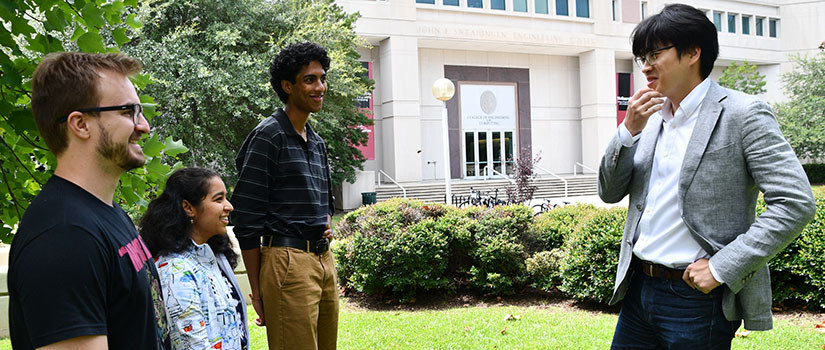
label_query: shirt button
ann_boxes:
[636,204,643,211]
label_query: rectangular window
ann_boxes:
[742,16,750,35]
[612,0,617,21]
[514,0,528,12]
[728,14,736,33]
[713,12,722,31]
[556,0,569,16]
[468,0,483,8]
[491,0,505,10]
[535,0,549,14]
[641,1,648,20]
[769,19,777,37]
[443,0,459,5]
[756,17,764,36]
[416,0,435,3]
[576,0,589,18]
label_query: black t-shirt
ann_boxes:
[8,176,171,349]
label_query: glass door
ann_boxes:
[464,130,515,178]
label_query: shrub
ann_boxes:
[525,249,565,291]
[802,164,825,184]
[533,204,599,251]
[558,207,626,303]
[769,186,825,308]
[466,205,534,294]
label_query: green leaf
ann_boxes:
[125,13,143,29]
[146,157,172,177]
[163,137,189,157]
[10,15,35,35]
[80,2,106,28]
[112,27,130,46]
[130,72,154,90]
[70,26,85,41]
[0,62,21,86]
[77,31,107,53]
[141,134,165,157]
[44,6,69,32]
[123,0,138,7]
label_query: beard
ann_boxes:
[96,124,145,171]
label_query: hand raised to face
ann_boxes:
[624,87,665,136]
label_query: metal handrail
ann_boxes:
[534,165,568,198]
[482,165,516,184]
[377,169,407,198]
[573,162,597,175]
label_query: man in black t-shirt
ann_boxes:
[8,52,171,349]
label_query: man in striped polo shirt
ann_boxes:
[231,42,338,350]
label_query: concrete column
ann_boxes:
[378,36,422,182]
[578,49,617,171]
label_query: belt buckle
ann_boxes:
[314,238,329,255]
[649,264,654,277]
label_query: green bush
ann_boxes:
[558,207,626,304]
[802,164,825,184]
[466,205,534,294]
[769,186,825,308]
[525,249,565,291]
[533,204,598,251]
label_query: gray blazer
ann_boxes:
[216,253,250,349]
[598,81,816,330]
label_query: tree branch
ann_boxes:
[0,163,24,222]
[0,136,44,185]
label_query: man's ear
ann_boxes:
[281,80,293,96]
[65,111,92,140]
[688,46,702,66]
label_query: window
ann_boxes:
[641,1,648,20]
[536,0,549,14]
[769,19,777,37]
[444,0,459,6]
[742,16,750,35]
[556,0,569,16]
[756,17,764,36]
[468,0,483,8]
[491,0,505,10]
[713,12,722,31]
[416,0,435,3]
[576,0,589,18]
[728,13,736,33]
[612,0,618,21]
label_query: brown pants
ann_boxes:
[260,247,339,350]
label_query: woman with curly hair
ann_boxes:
[140,167,248,350]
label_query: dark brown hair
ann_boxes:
[31,52,143,155]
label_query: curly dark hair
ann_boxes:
[139,167,238,268]
[269,42,331,104]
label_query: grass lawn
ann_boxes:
[8,297,816,349]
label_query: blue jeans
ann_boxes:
[611,266,740,349]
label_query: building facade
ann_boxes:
[334,0,825,209]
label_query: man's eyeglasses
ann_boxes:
[634,45,675,68]
[62,103,144,125]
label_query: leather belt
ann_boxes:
[262,235,329,255]
[632,256,685,281]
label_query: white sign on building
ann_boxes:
[460,84,516,130]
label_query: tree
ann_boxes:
[775,52,825,161]
[718,61,767,95]
[0,0,186,242]
[126,0,373,187]
[505,149,541,204]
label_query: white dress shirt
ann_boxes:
[617,78,723,282]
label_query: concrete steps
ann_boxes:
[375,174,598,204]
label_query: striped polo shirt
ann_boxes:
[230,108,334,250]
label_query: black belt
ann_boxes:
[262,235,329,254]
[632,256,685,281]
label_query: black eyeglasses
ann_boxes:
[634,45,675,68]
[62,103,144,125]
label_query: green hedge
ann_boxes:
[803,163,825,184]
[334,189,825,308]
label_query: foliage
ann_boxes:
[802,163,825,184]
[775,52,825,160]
[532,203,598,251]
[557,207,626,304]
[768,186,825,309]
[718,61,767,95]
[505,149,540,204]
[525,249,564,291]
[0,0,184,242]
[126,0,373,186]
[467,205,534,294]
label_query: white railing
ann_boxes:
[573,162,597,175]
[534,165,568,198]
[482,165,516,184]
[377,169,407,198]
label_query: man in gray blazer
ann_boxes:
[599,4,816,349]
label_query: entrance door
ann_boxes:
[464,130,515,178]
